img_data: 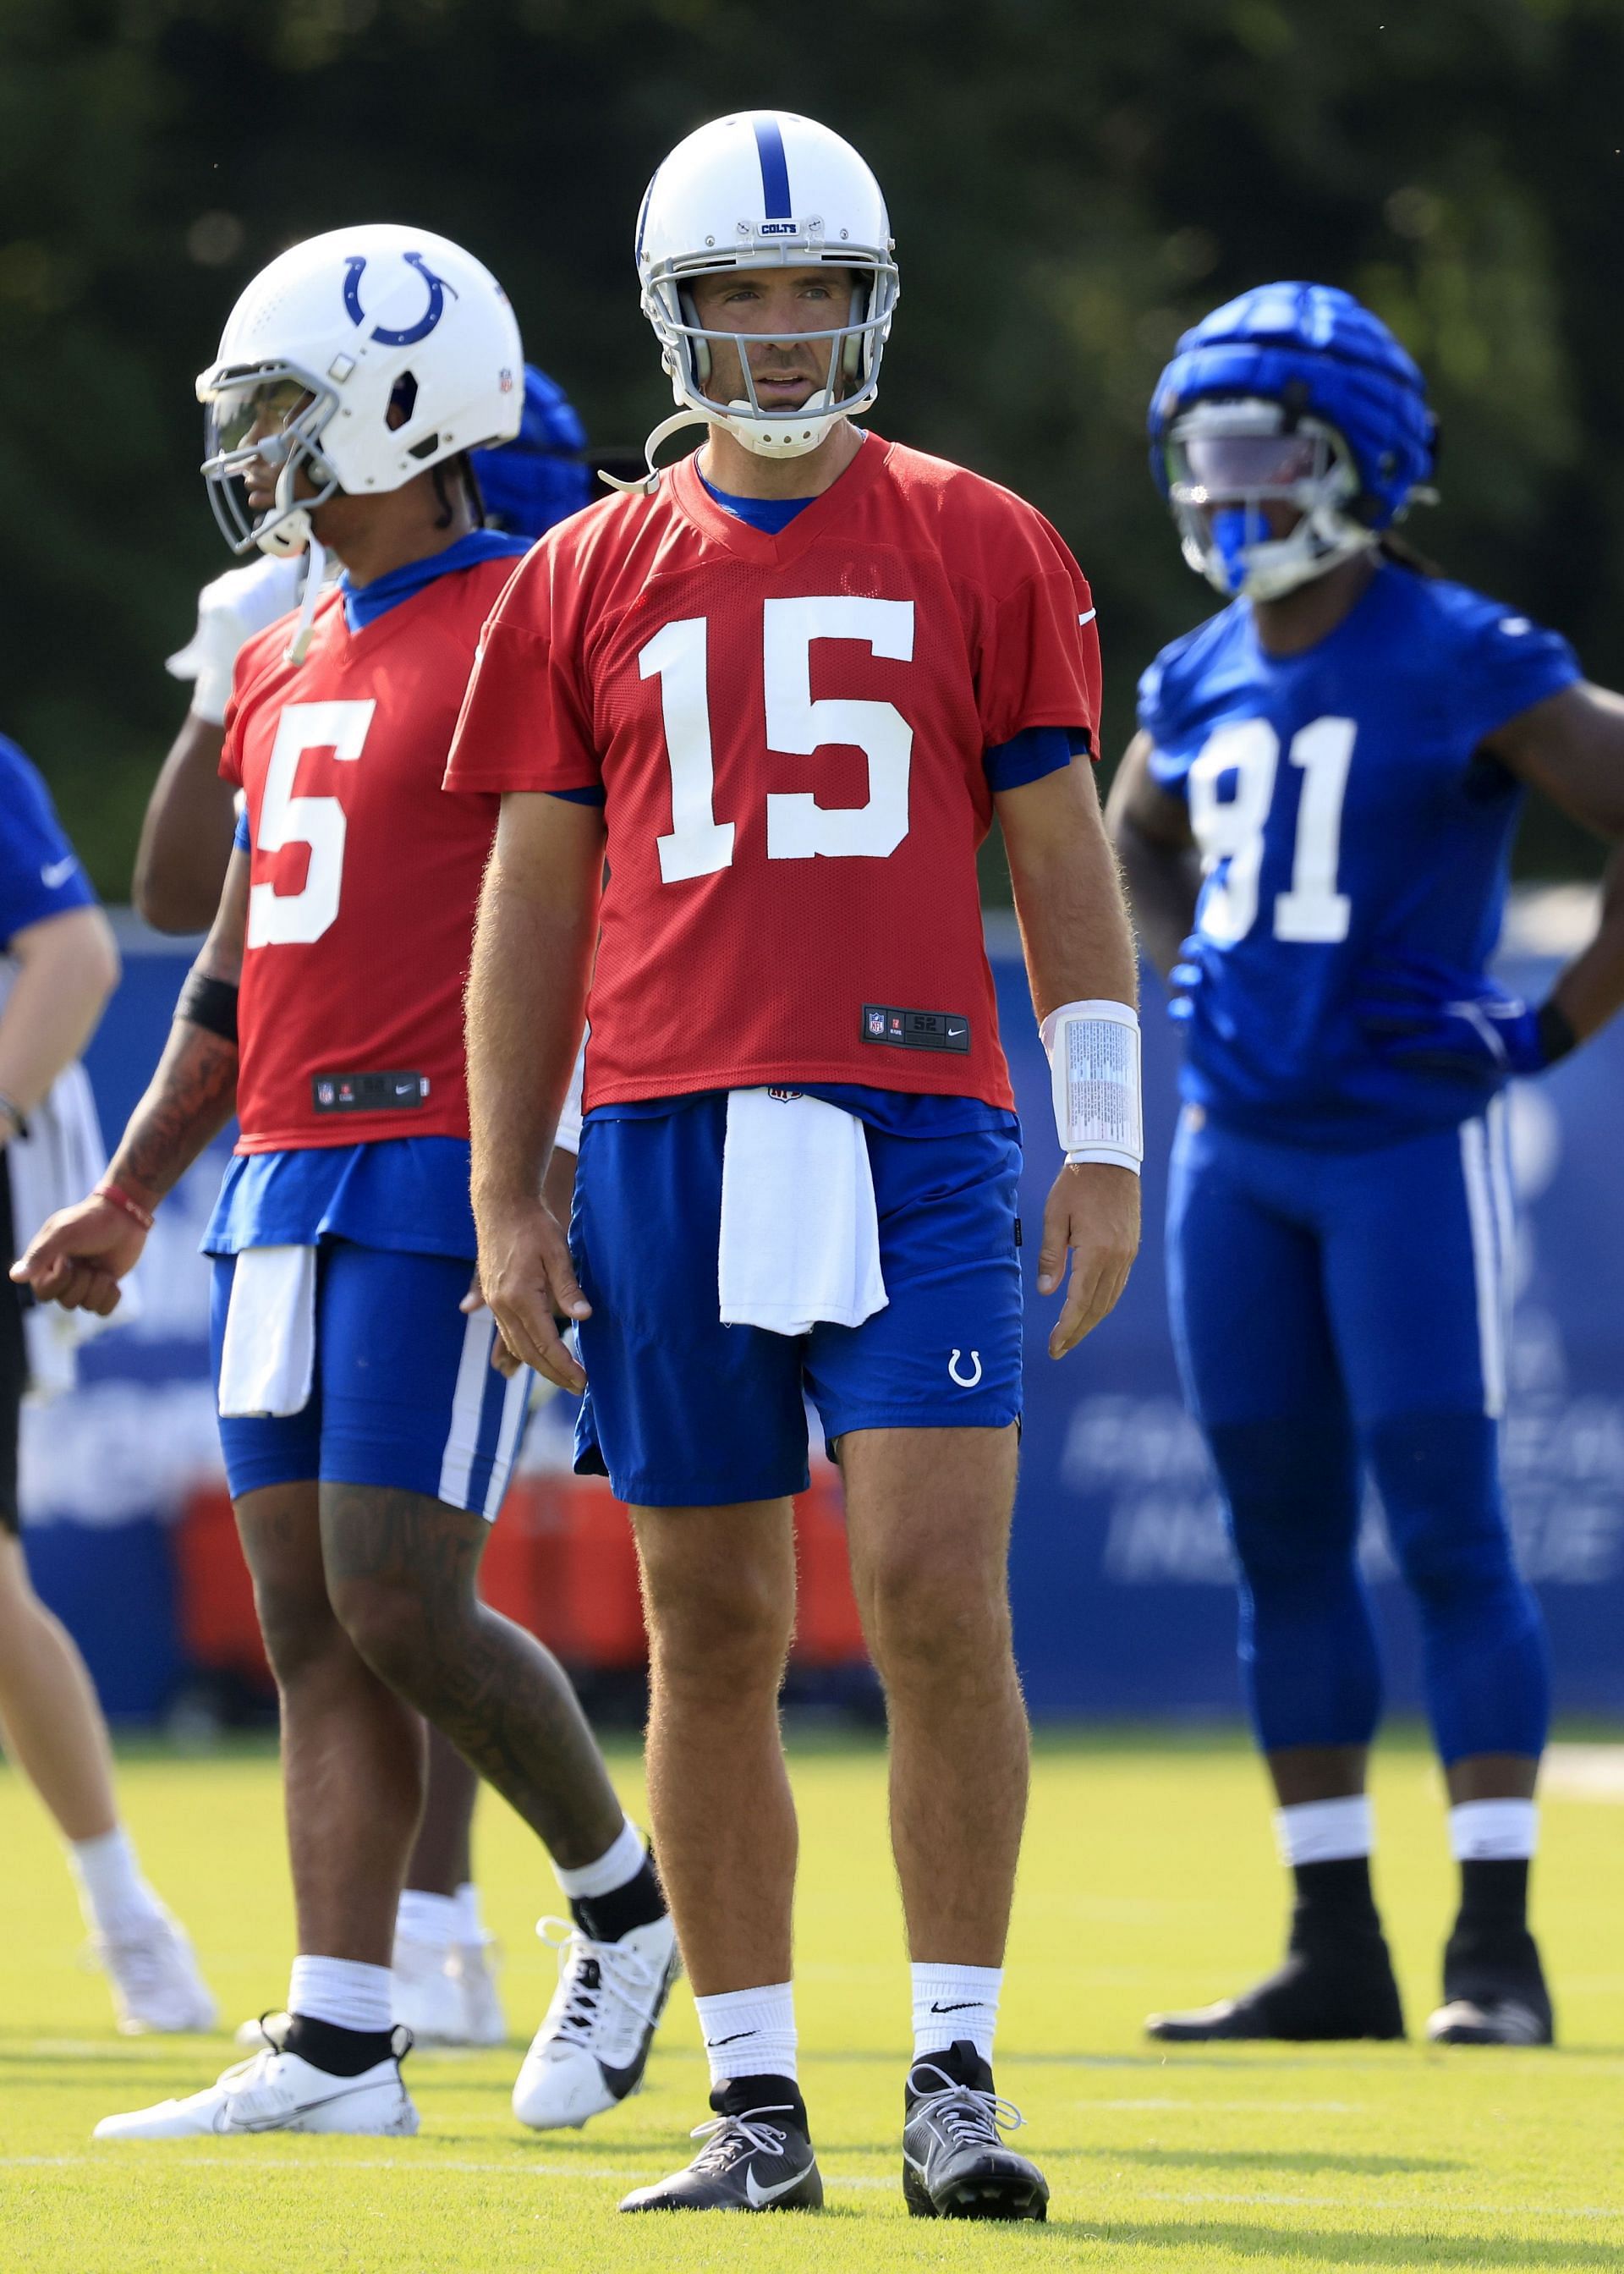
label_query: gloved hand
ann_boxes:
[1353,952,1575,1081]
[165,553,306,724]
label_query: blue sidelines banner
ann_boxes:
[19,919,1624,1720]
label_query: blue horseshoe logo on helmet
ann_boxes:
[342,250,458,346]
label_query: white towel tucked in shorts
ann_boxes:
[217,1244,318,1417]
[717,1088,886,1337]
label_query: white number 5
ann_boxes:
[246,700,376,948]
[640,598,914,883]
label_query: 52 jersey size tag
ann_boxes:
[861,1005,971,1054]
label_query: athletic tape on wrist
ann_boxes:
[1039,998,1144,1174]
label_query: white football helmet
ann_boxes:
[197,224,524,560]
[628,110,899,477]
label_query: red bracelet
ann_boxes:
[96,1182,156,1233]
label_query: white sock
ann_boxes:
[911,1963,1002,2064]
[395,1889,460,1947]
[69,1827,164,1937]
[1450,1799,1539,1861]
[553,1816,646,1903]
[287,1955,393,2035]
[453,1881,489,1946]
[1274,1795,1374,1867]
[693,1982,797,2087]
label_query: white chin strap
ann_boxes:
[283,536,326,666]
[601,397,851,496]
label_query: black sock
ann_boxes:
[908,2038,993,2096]
[570,1853,667,1945]
[282,2013,397,2078]
[1455,1858,1531,1941]
[1290,1855,1382,1940]
[711,2071,809,2134]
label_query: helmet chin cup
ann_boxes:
[718,390,842,459]
[1191,507,1374,601]
[255,510,310,561]
[255,459,313,558]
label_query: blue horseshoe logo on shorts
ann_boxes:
[342,250,457,346]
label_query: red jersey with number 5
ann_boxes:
[444,436,1100,1113]
[221,557,519,1152]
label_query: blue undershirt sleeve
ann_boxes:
[983,725,1090,794]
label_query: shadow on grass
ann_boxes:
[1078,2146,1464,2176]
[1047,2221,1624,2266]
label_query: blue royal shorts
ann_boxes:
[211,1240,533,1518]
[571,1098,1023,1507]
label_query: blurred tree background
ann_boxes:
[2,0,1621,898]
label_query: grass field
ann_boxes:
[1,1727,1620,2272]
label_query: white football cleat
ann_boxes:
[450,1940,508,2047]
[512,1914,679,2132]
[234,2010,288,2051]
[392,1935,469,2045]
[95,1911,217,2035]
[92,2043,418,2140]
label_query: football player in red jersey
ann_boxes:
[15,227,675,2142]
[135,365,598,2057]
[448,113,1141,2218]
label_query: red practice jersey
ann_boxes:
[445,436,1100,1112]
[222,557,519,1152]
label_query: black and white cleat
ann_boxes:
[619,2078,822,2212]
[903,2041,1048,2222]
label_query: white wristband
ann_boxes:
[1039,998,1143,1174]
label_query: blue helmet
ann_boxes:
[470,364,591,540]
[1148,283,1438,599]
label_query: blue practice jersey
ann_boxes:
[1142,561,1580,1146]
[0,735,97,948]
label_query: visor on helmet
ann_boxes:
[1165,398,1370,602]
[199,360,341,558]
[1168,427,1323,506]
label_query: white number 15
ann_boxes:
[639,596,915,884]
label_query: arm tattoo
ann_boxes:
[109,1019,239,1204]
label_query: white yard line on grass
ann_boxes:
[1135,2187,1624,2223]
[1086,2098,1363,2113]
[0,2152,895,2190]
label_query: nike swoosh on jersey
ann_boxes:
[745,2159,816,2207]
[40,856,78,889]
